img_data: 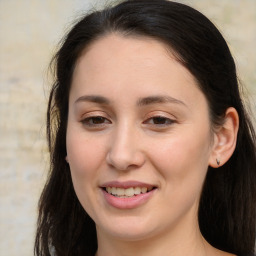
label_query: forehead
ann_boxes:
[77,33,175,65]
[73,34,196,84]
[70,33,207,111]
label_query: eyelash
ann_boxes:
[143,116,175,127]
[81,116,111,127]
[81,115,175,129]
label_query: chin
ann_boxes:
[96,215,159,241]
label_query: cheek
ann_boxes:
[148,133,211,220]
[67,131,105,175]
[149,128,211,189]
[66,128,108,204]
[66,131,107,214]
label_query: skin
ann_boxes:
[66,34,238,256]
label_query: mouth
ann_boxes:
[102,186,156,198]
[100,181,157,209]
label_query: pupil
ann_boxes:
[153,117,166,124]
[93,117,104,124]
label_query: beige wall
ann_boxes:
[0,1,255,255]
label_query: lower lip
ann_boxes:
[102,189,156,209]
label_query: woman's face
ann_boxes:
[66,34,215,241]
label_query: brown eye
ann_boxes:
[152,116,170,125]
[82,116,111,126]
[90,117,106,124]
[144,116,174,126]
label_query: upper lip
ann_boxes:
[100,180,157,189]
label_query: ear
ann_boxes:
[209,107,239,168]
[65,156,69,163]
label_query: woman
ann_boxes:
[35,0,256,255]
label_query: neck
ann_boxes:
[95,215,213,256]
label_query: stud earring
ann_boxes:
[216,158,220,166]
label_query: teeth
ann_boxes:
[134,187,141,195]
[125,187,134,197]
[112,187,117,195]
[105,186,152,197]
[116,188,124,196]
[141,187,147,193]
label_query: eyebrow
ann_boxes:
[75,94,187,107]
[136,95,187,107]
[75,95,110,105]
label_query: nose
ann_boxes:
[106,125,145,171]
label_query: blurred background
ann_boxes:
[0,0,255,255]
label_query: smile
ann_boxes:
[101,181,157,209]
[105,186,154,198]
